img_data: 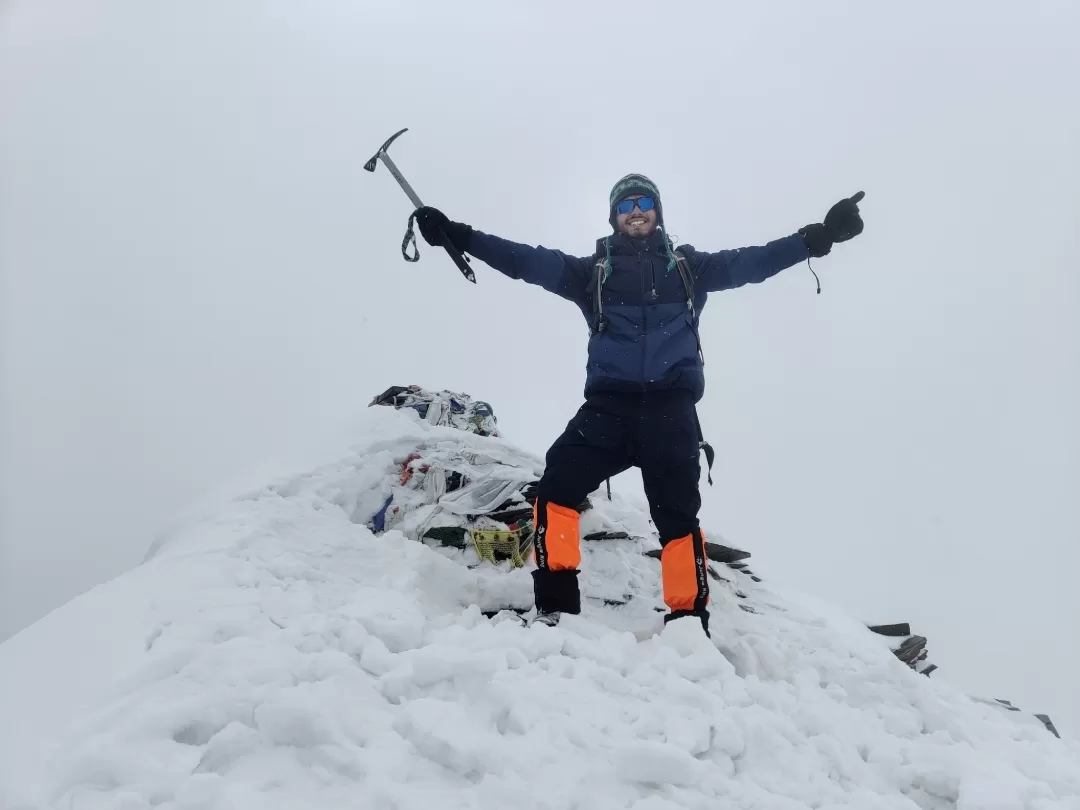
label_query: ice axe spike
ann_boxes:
[365,128,476,283]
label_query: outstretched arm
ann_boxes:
[689,191,867,293]
[413,207,591,304]
[466,229,591,303]
[689,234,810,292]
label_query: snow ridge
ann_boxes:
[1,405,1078,810]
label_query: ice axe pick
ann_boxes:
[364,128,476,283]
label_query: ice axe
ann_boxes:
[364,128,476,283]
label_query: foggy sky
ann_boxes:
[1,0,1077,735]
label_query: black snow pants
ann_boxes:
[530,389,710,624]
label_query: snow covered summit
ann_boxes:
[1,391,1078,810]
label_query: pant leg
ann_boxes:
[533,396,632,613]
[637,392,710,618]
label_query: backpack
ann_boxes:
[589,241,715,485]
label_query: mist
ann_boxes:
[1,0,1077,734]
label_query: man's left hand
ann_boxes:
[800,191,866,257]
[825,191,865,243]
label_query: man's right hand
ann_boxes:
[414,207,474,252]
[798,191,866,258]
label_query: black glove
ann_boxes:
[413,206,474,253]
[800,191,865,258]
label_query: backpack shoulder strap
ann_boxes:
[673,247,695,319]
[590,238,613,335]
[673,246,705,366]
[674,247,714,486]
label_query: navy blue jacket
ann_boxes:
[466,228,809,402]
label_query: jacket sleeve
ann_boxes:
[689,233,810,292]
[465,229,592,304]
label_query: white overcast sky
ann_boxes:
[2,1,1078,734]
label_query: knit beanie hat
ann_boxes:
[605,173,678,273]
[608,173,664,230]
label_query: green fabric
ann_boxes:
[662,232,678,273]
[608,173,662,210]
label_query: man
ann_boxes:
[413,174,864,635]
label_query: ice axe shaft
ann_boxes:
[365,128,476,283]
[371,147,423,209]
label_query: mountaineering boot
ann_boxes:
[488,609,529,628]
[531,610,563,628]
[660,528,711,636]
[532,568,581,616]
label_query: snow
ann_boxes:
[2,404,1078,810]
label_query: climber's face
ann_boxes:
[615,195,658,238]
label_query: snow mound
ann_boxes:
[2,403,1078,810]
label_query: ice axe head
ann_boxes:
[364,127,409,172]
